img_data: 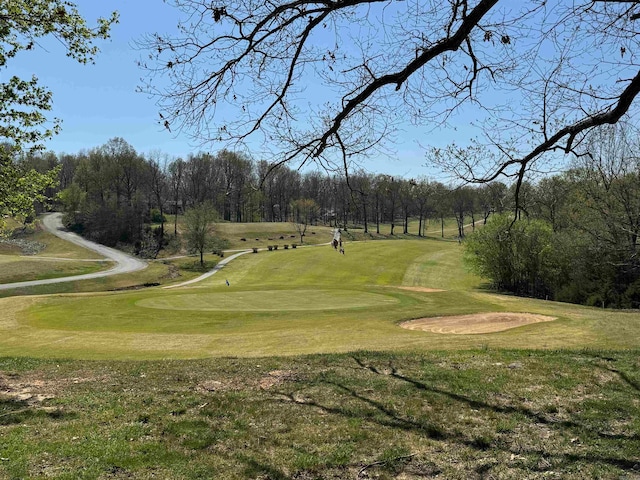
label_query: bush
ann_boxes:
[210,237,231,256]
[150,208,167,223]
[464,214,563,299]
[165,234,182,254]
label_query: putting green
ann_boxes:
[136,289,399,311]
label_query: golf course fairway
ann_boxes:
[2,239,640,359]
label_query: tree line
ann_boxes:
[15,137,513,249]
[466,124,640,309]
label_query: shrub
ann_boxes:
[150,208,166,223]
[210,237,231,256]
[464,214,563,299]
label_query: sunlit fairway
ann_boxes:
[2,238,640,359]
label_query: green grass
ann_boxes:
[2,238,639,359]
[0,217,119,286]
[0,350,638,479]
[0,260,208,298]
[0,255,112,283]
[9,219,105,259]
[165,217,335,252]
[2,219,640,478]
[168,215,470,253]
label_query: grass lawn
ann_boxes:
[0,255,112,284]
[162,218,335,253]
[0,350,638,479]
[2,239,639,359]
[0,259,214,299]
[1,224,639,478]
[1,219,104,260]
[0,217,115,284]
[164,215,468,253]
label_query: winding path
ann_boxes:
[0,213,147,291]
[163,250,252,289]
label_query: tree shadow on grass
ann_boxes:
[586,353,640,394]
[269,355,640,477]
[237,454,291,480]
[0,397,72,426]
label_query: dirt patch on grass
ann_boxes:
[0,376,55,404]
[195,370,298,393]
[259,370,298,390]
[0,372,103,404]
[397,286,446,293]
[400,312,557,334]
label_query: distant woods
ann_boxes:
[23,137,513,251]
[467,124,640,309]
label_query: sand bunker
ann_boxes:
[400,312,557,334]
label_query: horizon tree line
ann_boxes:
[17,137,514,247]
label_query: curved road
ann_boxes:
[163,250,252,289]
[0,213,147,291]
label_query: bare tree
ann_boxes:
[347,170,373,233]
[168,158,185,235]
[139,1,640,191]
[569,122,640,261]
[290,198,319,243]
[414,178,435,237]
[184,201,218,266]
[147,151,170,239]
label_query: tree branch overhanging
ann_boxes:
[140,0,640,191]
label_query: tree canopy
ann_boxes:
[0,1,117,229]
[140,0,640,187]
[184,201,218,266]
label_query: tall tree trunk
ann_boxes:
[362,193,368,234]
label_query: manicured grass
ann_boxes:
[0,260,206,299]
[21,219,105,259]
[166,217,335,252]
[28,230,105,259]
[2,239,639,359]
[0,350,638,479]
[0,255,112,283]
[136,288,399,311]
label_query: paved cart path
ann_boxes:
[0,213,147,291]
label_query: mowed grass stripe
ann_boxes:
[206,239,465,289]
[0,255,112,283]
[136,289,399,311]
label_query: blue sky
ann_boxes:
[14,2,182,154]
[12,0,473,178]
